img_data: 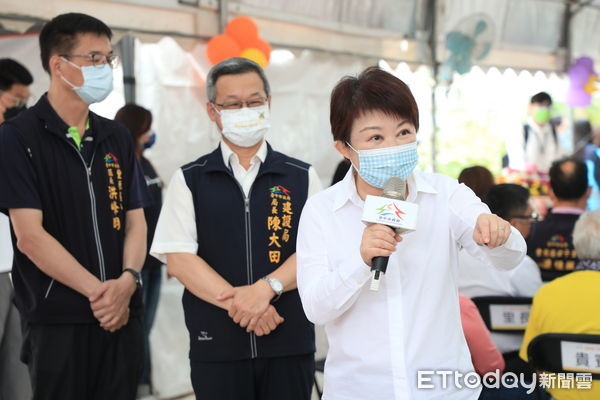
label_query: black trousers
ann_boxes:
[20,317,143,400]
[191,353,315,400]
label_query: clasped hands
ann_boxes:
[217,280,284,336]
[88,273,137,333]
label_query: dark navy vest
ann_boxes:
[181,143,315,361]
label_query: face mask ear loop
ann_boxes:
[59,57,81,90]
[345,141,360,172]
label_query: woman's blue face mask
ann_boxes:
[347,141,419,188]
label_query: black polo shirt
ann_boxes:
[0,94,150,324]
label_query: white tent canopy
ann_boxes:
[2,0,600,70]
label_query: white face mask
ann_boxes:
[216,105,270,148]
[60,57,113,105]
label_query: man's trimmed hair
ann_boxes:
[530,91,552,105]
[39,13,112,73]
[206,57,270,103]
[484,184,530,221]
[0,59,33,90]
[573,210,600,260]
[549,158,588,201]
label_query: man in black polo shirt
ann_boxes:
[151,57,321,400]
[0,13,149,400]
[527,158,590,281]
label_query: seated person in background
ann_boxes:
[527,158,590,282]
[520,210,600,400]
[459,295,505,376]
[458,165,495,200]
[459,184,542,356]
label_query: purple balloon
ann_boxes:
[569,64,589,85]
[573,56,594,73]
[567,87,591,107]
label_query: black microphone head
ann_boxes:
[382,177,406,200]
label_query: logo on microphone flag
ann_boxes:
[376,203,405,219]
[362,195,418,231]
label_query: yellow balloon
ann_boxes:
[240,48,267,68]
[584,74,598,95]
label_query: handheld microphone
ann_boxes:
[370,177,407,291]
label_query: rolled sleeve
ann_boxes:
[296,197,371,326]
[0,124,42,215]
[150,169,198,264]
[449,182,526,271]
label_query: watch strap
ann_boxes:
[261,276,282,303]
[123,268,142,287]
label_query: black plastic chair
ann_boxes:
[527,333,600,399]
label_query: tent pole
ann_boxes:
[425,0,439,172]
[219,0,229,33]
[119,35,136,104]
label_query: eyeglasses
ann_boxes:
[213,97,268,110]
[512,213,539,223]
[0,90,30,108]
[60,53,120,69]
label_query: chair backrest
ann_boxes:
[527,333,600,380]
[471,296,533,333]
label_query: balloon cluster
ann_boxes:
[567,56,598,107]
[206,16,272,68]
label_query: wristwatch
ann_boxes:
[123,268,143,288]
[261,276,283,303]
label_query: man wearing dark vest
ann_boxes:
[0,13,150,400]
[151,57,321,400]
[527,158,590,281]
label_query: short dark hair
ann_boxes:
[484,184,530,220]
[206,57,270,103]
[0,59,33,90]
[39,13,112,73]
[114,104,153,143]
[458,166,495,200]
[530,91,552,105]
[329,66,419,143]
[549,158,588,200]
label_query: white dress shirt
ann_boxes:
[458,250,543,353]
[459,251,542,299]
[150,140,322,263]
[0,214,13,273]
[296,169,526,400]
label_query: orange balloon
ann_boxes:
[247,37,272,61]
[240,48,267,68]
[206,34,241,65]
[225,16,259,49]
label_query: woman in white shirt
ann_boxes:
[296,67,527,400]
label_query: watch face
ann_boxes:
[272,279,283,293]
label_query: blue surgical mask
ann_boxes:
[347,141,419,188]
[144,131,157,149]
[61,57,113,105]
